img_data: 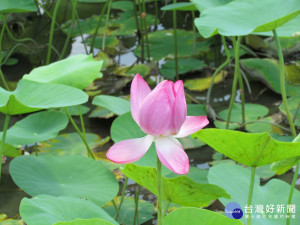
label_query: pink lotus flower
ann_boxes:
[106,74,209,174]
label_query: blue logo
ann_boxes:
[225,202,243,219]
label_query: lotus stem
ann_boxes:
[78,106,86,137]
[46,0,61,65]
[134,184,141,225]
[247,167,256,225]
[60,0,77,59]
[137,0,145,62]
[102,0,112,51]
[272,29,297,138]
[173,0,178,80]
[65,108,95,159]
[206,35,230,106]
[191,10,196,55]
[75,10,88,54]
[90,1,108,54]
[226,36,242,129]
[35,142,38,156]
[157,156,163,225]
[233,37,246,128]
[115,176,128,220]
[286,134,300,225]
[34,0,65,33]
[132,0,140,35]
[0,14,10,90]
[0,114,10,182]
[154,0,158,27]
[142,0,150,61]
[286,160,299,225]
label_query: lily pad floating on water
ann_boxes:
[103,197,154,225]
[208,163,300,225]
[134,30,210,61]
[84,36,119,49]
[0,0,37,13]
[163,207,244,225]
[122,163,230,207]
[20,195,118,225]
[184,70,227,92]
[193,128,300,167]
[240,58,300,96]
[2,110,68,146]
[160,58,206,79]
[218,103,269,123]
[10,155,119,206]
[279,96,300,126]
[23,54,103,90]
[0,80,88,115]
[38,132,109,157]
[194,0,300,38]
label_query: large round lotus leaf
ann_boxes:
[190,0,233,12]
[3,111,68,145]
[22,54,103,90]
[0,80,88,115]
[193,128,300,167]
[134,30,210,60]
[39,132,108,157]
[10,155,119,206]
[195,0,300,38]
[160,58,206,79]
[163,208,243,225]
[256,14,300,37]
[20,195,118,225]
[92,95,130,115]
[218,103,269,123]
[161,3,197,11]
[241,58,300,96]
[54,219,114,225]
[122,164,230,207]
[208,163,300,225]
[0,0,37,13]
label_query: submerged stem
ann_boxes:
[89,2,108,54]
[157,156,163,225]
[137,0,144,63]
[206,35,230,105]
[0,115,10,182]
[272,29,297,138]
[142,0,150,61]
[102,0,112,51]
[173,0,178,80]
[247,167,256,225]
[226,36,241,129]
[65,108,95,159]
[60,0,77,59]
[46,0,61,65]
[115,176,128,220]
[134,185,141,225]
[0,14,10,90]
